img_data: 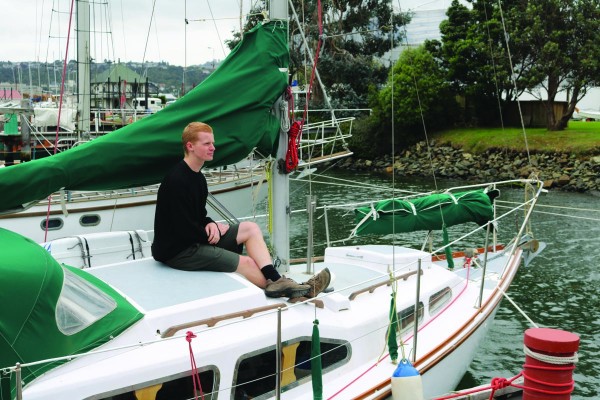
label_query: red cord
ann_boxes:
[186,331,205,400]
[432,373,523,400]
[284,120,302,173]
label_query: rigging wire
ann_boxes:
[183,0,187,95]
[44,0,76,242]
[496,0,531,164]
[118,0,127,62]
[140,0,158,78]
[205,0,227,58]
[482,0,506,130]
[394,0,447,243]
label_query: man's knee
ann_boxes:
[239,221,262,238]
[238,255,258,270]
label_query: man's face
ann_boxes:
[188,131,215,162]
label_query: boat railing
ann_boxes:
[295,177,545,306]
[299,116,354,164]
[39,165,266,205]
[1,180,545,397]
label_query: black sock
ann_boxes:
[260,264,281,282]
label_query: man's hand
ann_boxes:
[206,222,229,244]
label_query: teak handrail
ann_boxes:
[349,269,422,301]
[161,303,288,338]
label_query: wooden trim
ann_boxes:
[289,256,325,264]
[160,302,288,338]
[348,269,421,301]
[431,244,505,261]
[305,150,353,164]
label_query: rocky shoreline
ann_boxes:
[335,141,600,193]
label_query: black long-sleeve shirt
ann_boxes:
[151,160,214,262]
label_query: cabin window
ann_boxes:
[397,302,424,334]
[96,367,218,400]
[56,267,117,335]
[100,366,219,400]
[429,287,452,316]
[40,217,63,231]
[80,214,101,226]
[233,338,350,399]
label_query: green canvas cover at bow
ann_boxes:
[0,228,143,396]
[354,190,495,236]
[0,22,289,214]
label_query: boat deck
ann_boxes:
[88,258,254,311]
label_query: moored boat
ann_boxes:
[0,2,551,399]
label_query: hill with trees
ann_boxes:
[0,60,216,96]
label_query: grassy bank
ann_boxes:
[434,120,600,154]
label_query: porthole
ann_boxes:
[80,214,101,226]
[97,367,219,400]
[397,302,424,334]
[40,218,63,231]
[234,338,351,399]
[429,287,452,316]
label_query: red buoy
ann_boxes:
[523,327,579,400]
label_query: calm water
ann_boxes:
[265,168,600,399]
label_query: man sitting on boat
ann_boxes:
[151,122,329,298]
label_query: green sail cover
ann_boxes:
[354,190,495,236]
[0,22,289,213]
[0,228,144,396]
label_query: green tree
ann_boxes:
[227,1,410,114]
[372,46,459,150]
[510,0,600,129]
[436,0,600,130]
[430,0,519,126]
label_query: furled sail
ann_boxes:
[0,22,289,214]
[353,189,497,236]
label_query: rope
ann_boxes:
[283,120,302,173]
[524,345,579,364]
[433,344,578,399]
[433,373,523,400]
[186,331,205,400]
[520,346,577,396]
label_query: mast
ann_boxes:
[269,0,290,272]
[76,0,91,141]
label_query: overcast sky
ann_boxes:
[1,0,453,66]
[2,0,597,108]
[1,0,255,66]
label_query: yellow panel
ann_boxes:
[281,342,300,386]
[135,383,163,400]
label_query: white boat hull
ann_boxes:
[21,241,524,400]
[0,175,267,242]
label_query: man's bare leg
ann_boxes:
[236,221,273,268]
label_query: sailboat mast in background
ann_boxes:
[76,0,91,141]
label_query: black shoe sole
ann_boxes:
[265,286,310,298]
